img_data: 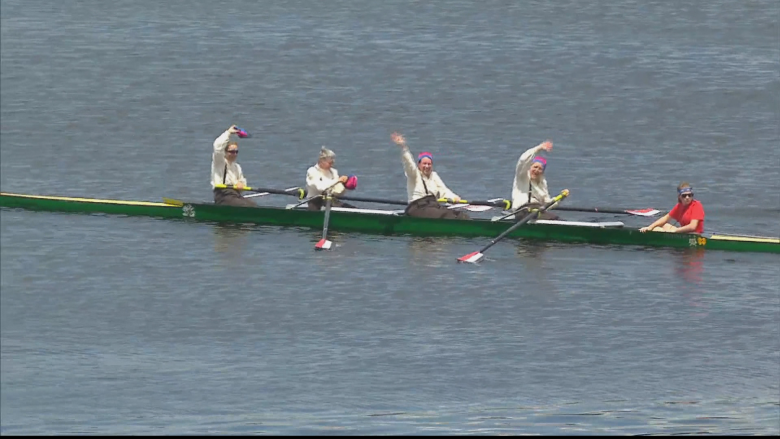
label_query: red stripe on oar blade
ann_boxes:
[315,239,332,250]
[457,251,484,263]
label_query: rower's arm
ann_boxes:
[675,219,699,234]
[213,130,232,154]
[515,143,544,176]
[330,170,346,195]
[236,163,247,186]
[643,213,670,231]
[306,167,339,193]
[400,146,418,180]
[434,173,459,200]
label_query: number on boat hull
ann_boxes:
[182,204,195,218]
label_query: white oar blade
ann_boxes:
[463,204,493,212]
[244,192,270,199]
[626,208,661,217]
[457,251,484,264]
[315,239,332,251]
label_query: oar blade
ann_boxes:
[462,204,493,212]
[315,238,333,251]
[457,251,484,264]
[625,208,661,217]
[163,197,184,207]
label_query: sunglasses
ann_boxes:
[226,150,239,155]
[680,193,693,198]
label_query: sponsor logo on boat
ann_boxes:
[689,237,707,247]
[183,204,195,218]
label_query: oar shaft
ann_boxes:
[215,185,305,199]
[321,195,332,239]
[553,206,663,215]
[555,206,636,215]
[444,198,511,209]
[335,194,407,206]
[337,195,509,209]
[217,184,510,210]
[479,190,569,253]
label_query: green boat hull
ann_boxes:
[1,192,778,254]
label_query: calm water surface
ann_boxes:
[1,0,778,435]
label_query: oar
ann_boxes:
[163,197,184,207]
[245,186,301,199]
[441,198,512,210]
[553,206,662,217]
[457,189,570,264]
[334,194,510,210]
[214,184,306,200]
[315,193,334,250]
[289,180,344,210]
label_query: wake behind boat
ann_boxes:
[1,191,778,255]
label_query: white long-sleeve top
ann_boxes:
[401,146,458,203]
[511,144,551,209]
[306,164,346,199]
[211,130,247,189]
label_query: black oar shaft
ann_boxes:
[217,185,305,199]
[555,206,635,215]
[338,195,508,208]
[335,194,408,206]
[479,190,569,253]
[219,184,509,209]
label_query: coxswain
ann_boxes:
[640,182,705,234]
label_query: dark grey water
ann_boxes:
[2,0,779,435]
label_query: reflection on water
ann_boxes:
[514,240,559,297]
[407,236,454,269]
[212,224,252,263]
[674,248,706,284]
[673,248,709,318]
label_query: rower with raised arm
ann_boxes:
[640,182,705,234]
[510,139,559,220]
[211,124,257,207]
[305,146,358,211]
[391,132,469,220]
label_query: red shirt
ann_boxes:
[668,199,705,234]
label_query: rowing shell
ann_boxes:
[1,192,778,254]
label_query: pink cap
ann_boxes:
[344,175,358,190]
[235,126,251,138]
[532,156,547,170]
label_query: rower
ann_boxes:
[640,182,705,234]
[390,132,469,219]
[511,139,559,220]
[305,146,358,211]
[211,125,257,207]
